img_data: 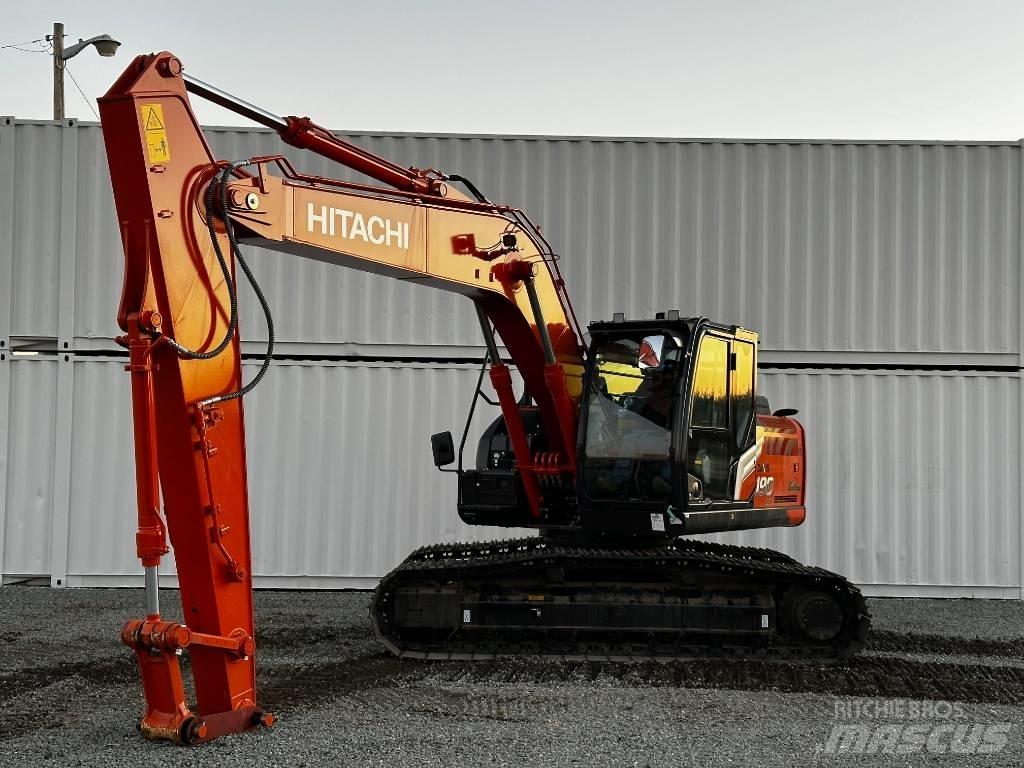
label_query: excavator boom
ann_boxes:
[100,51,585,743]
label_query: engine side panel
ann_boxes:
[754,414,806,525]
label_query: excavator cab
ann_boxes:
[578,314,762,535]
[459,313,803,539]
[580,327,682,504]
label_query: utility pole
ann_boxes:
[48,23,120,121]
[52,21,64,120]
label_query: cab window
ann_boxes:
[687,334,732,500]
[691,336,728,428]
[582,332,682,502]
[731,341,755,451]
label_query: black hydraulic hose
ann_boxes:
[445,173,490,204]
[457,350,491,472]
[161,162,246,361]
[159,160,275,408]
[212,236,274,406]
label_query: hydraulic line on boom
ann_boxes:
[163,161,275,406]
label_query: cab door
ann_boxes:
[686,333,732,499]
[685,330,758,502]
[730,335,758,500]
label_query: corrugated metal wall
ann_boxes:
[4,119,1018,362]
[713,370,1021,596]
[1,118,1021,596]
[58,359,517,589]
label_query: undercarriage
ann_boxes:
[371,537,871,662]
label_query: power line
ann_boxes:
[65,65,100,121]
[0,37,48,53]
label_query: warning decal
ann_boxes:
[139,103,170,164]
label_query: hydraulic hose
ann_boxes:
[210,217,275,407]
[160,162,245,362]
[444,173,490,204]
[159,160,275,408]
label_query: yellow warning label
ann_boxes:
[139,103,170,164]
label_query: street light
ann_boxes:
[62,34,120,60]
[48,22,121,120]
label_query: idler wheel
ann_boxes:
[784,590,844,643]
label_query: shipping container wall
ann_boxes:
[59,358,521,588]
[2,121,1021,597]
[2,121,1019,361]
[710,370,1021,597]
[2,356,1019,596]
[0,357,58,578]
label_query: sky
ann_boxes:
[3,0,1024,140]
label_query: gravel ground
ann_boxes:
[868,598,1024,641]
[2,588,1024,767]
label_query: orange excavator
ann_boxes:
[99,52,870,745]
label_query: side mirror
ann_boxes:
[430,431,456,467]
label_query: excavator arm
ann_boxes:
[99,52,584,743]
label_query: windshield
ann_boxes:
[582,331,683,502]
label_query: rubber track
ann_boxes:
[371,537,871,662]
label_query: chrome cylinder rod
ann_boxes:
[144,565,160,617]
[475,303,501,363]
[183,73,288,132]
[523,275,557,364]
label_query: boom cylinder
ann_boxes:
[183,72,443,196]
[475,303,501,362]
[523,275,557,365]
[183,74,288,131]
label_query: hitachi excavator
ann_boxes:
[99,52,870,745]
